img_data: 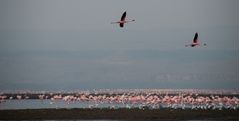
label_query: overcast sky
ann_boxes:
[0,0,239,90]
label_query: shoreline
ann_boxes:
[0,108,239,120]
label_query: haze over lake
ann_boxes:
[0,0,239,90]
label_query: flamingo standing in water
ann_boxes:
[111,11,135,28]
[185,32,206,47]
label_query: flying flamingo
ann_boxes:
[185,32,206,47]
[111,11,135,28]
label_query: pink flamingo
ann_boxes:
[111,11,135,28]
[185,32,206,47]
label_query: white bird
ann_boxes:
[111,11,135,28]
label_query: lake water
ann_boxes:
[0,99,153,109]
[1,99,238,110]
[0,100,234,121]
[1,99,119,109]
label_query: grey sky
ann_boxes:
[1,0,239,30]
[0,0,239,90]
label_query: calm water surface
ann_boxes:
[0,99,237,110]
[0,99,138,109]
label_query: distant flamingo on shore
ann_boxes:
[111,11,135,28]
[0,89,238,110]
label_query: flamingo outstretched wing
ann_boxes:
[193,33,198,43]
[121,11,127,21]
[119,11,126,28]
